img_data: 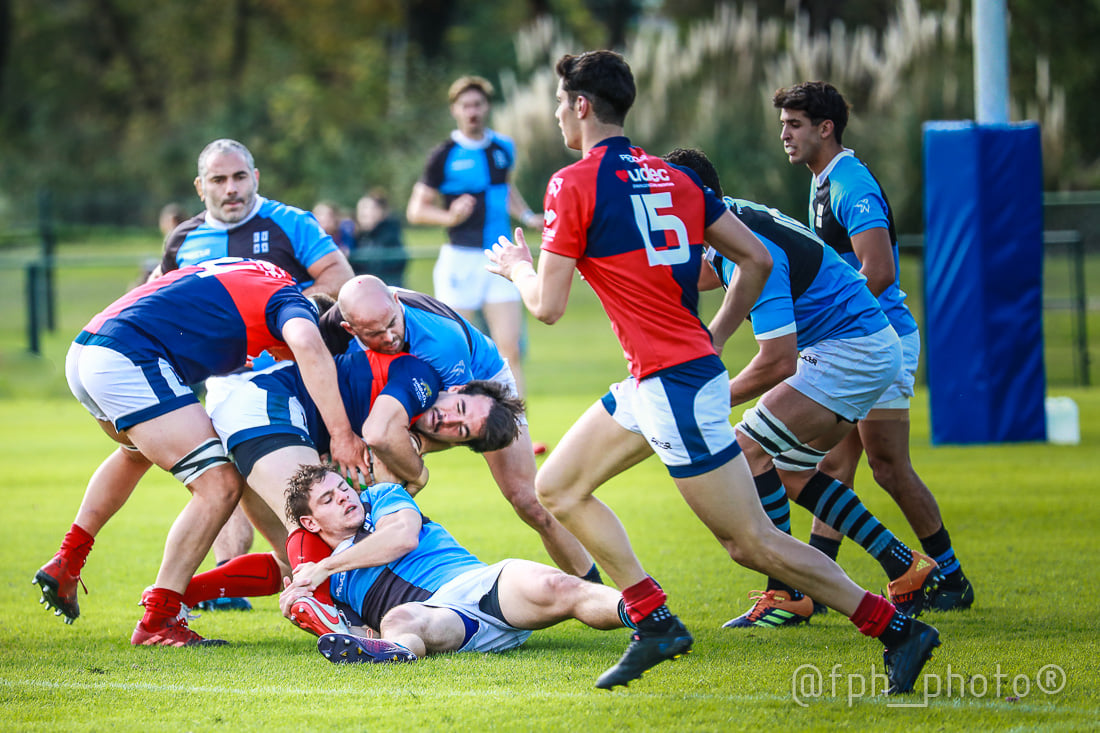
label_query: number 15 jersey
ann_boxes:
[539,136,727,380]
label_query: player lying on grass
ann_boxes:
[665,148,944,628]
[278,464,628,664]
[177,344,523,620]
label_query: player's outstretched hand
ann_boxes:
[486,228,534,280]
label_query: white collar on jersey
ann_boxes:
[450,129,495,150]
[814,148,855,187]
[203,195,266,231]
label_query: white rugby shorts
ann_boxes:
[433,244,520,310]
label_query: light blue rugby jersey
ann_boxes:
[421,130,515,250]
[809,151,918,337]
[329,482,485,631]
[706,197,888,349]
[393,289,506,388]
[163,196,338,290]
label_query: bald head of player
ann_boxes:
[337,275,408,354]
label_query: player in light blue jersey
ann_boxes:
[156,139,353,297]
[773,82,973,611]
[407,76,543,400]
[280,465,628,663]
[322,275,598,583]
[668,148,946,630]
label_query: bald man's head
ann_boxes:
[337,276,407,354]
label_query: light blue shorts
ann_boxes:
[785,325,902,422]
[601,355,741,478]
[872,329,919,409]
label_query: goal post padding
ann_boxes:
[922,121,1046,444]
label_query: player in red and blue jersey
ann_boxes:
[488,50,940,694]
[33,258,370,647]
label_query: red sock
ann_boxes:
[849,592,895,637]
[59,523,95,573]
[286,528,334,605]
[621,576,667,624]
[140,587,184,630]
[183,553,282,607]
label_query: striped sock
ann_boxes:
[755,468,792,533]
[795,472,913,579]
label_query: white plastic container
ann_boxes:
[1045,396,1080,445]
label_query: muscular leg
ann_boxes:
[125,404,243,594]
[495,559,623,630]
[674,452,866,616]
[241,443,323,577]
[211,507,254,564]
[72,439,154,536]
[483,425,593,576]
[859,411,943,537]
[534,401,653,589]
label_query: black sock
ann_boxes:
[637,604,676,633]
[876,609,915,649]
[755,468,791,533]
[809,533,843,562]
[582,564,604,585]
[920,525,965,586]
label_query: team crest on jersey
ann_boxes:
[493,149,509,169]
[412,377,434,407]
[547,177,563,196]
[855,198,871,213]
[543,209,557,226]
[253,230,270,254]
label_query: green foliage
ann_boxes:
[0,1,1089,232]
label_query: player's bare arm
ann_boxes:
[507,186,543,229]
[406,182,475,228]
[849,227,895,297]
[295,508,423,589]
[361,394,430,491]
[486,229,575,324]
[302,251,355,298]
[281,318,371,483]
[704,212,772,353]
[727,333,799,406]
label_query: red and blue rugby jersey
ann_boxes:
[540,137,727,379]
[77,258,318,385]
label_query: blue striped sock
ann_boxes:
[795,472,911,577]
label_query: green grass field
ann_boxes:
[2,231,1098,730]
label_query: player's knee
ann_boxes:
[379,604,427,637]
[724,523,782,572]
[508,488,553,527]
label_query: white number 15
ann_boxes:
[630,192,690,267]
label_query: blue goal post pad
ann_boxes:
[922,121,1045,444]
